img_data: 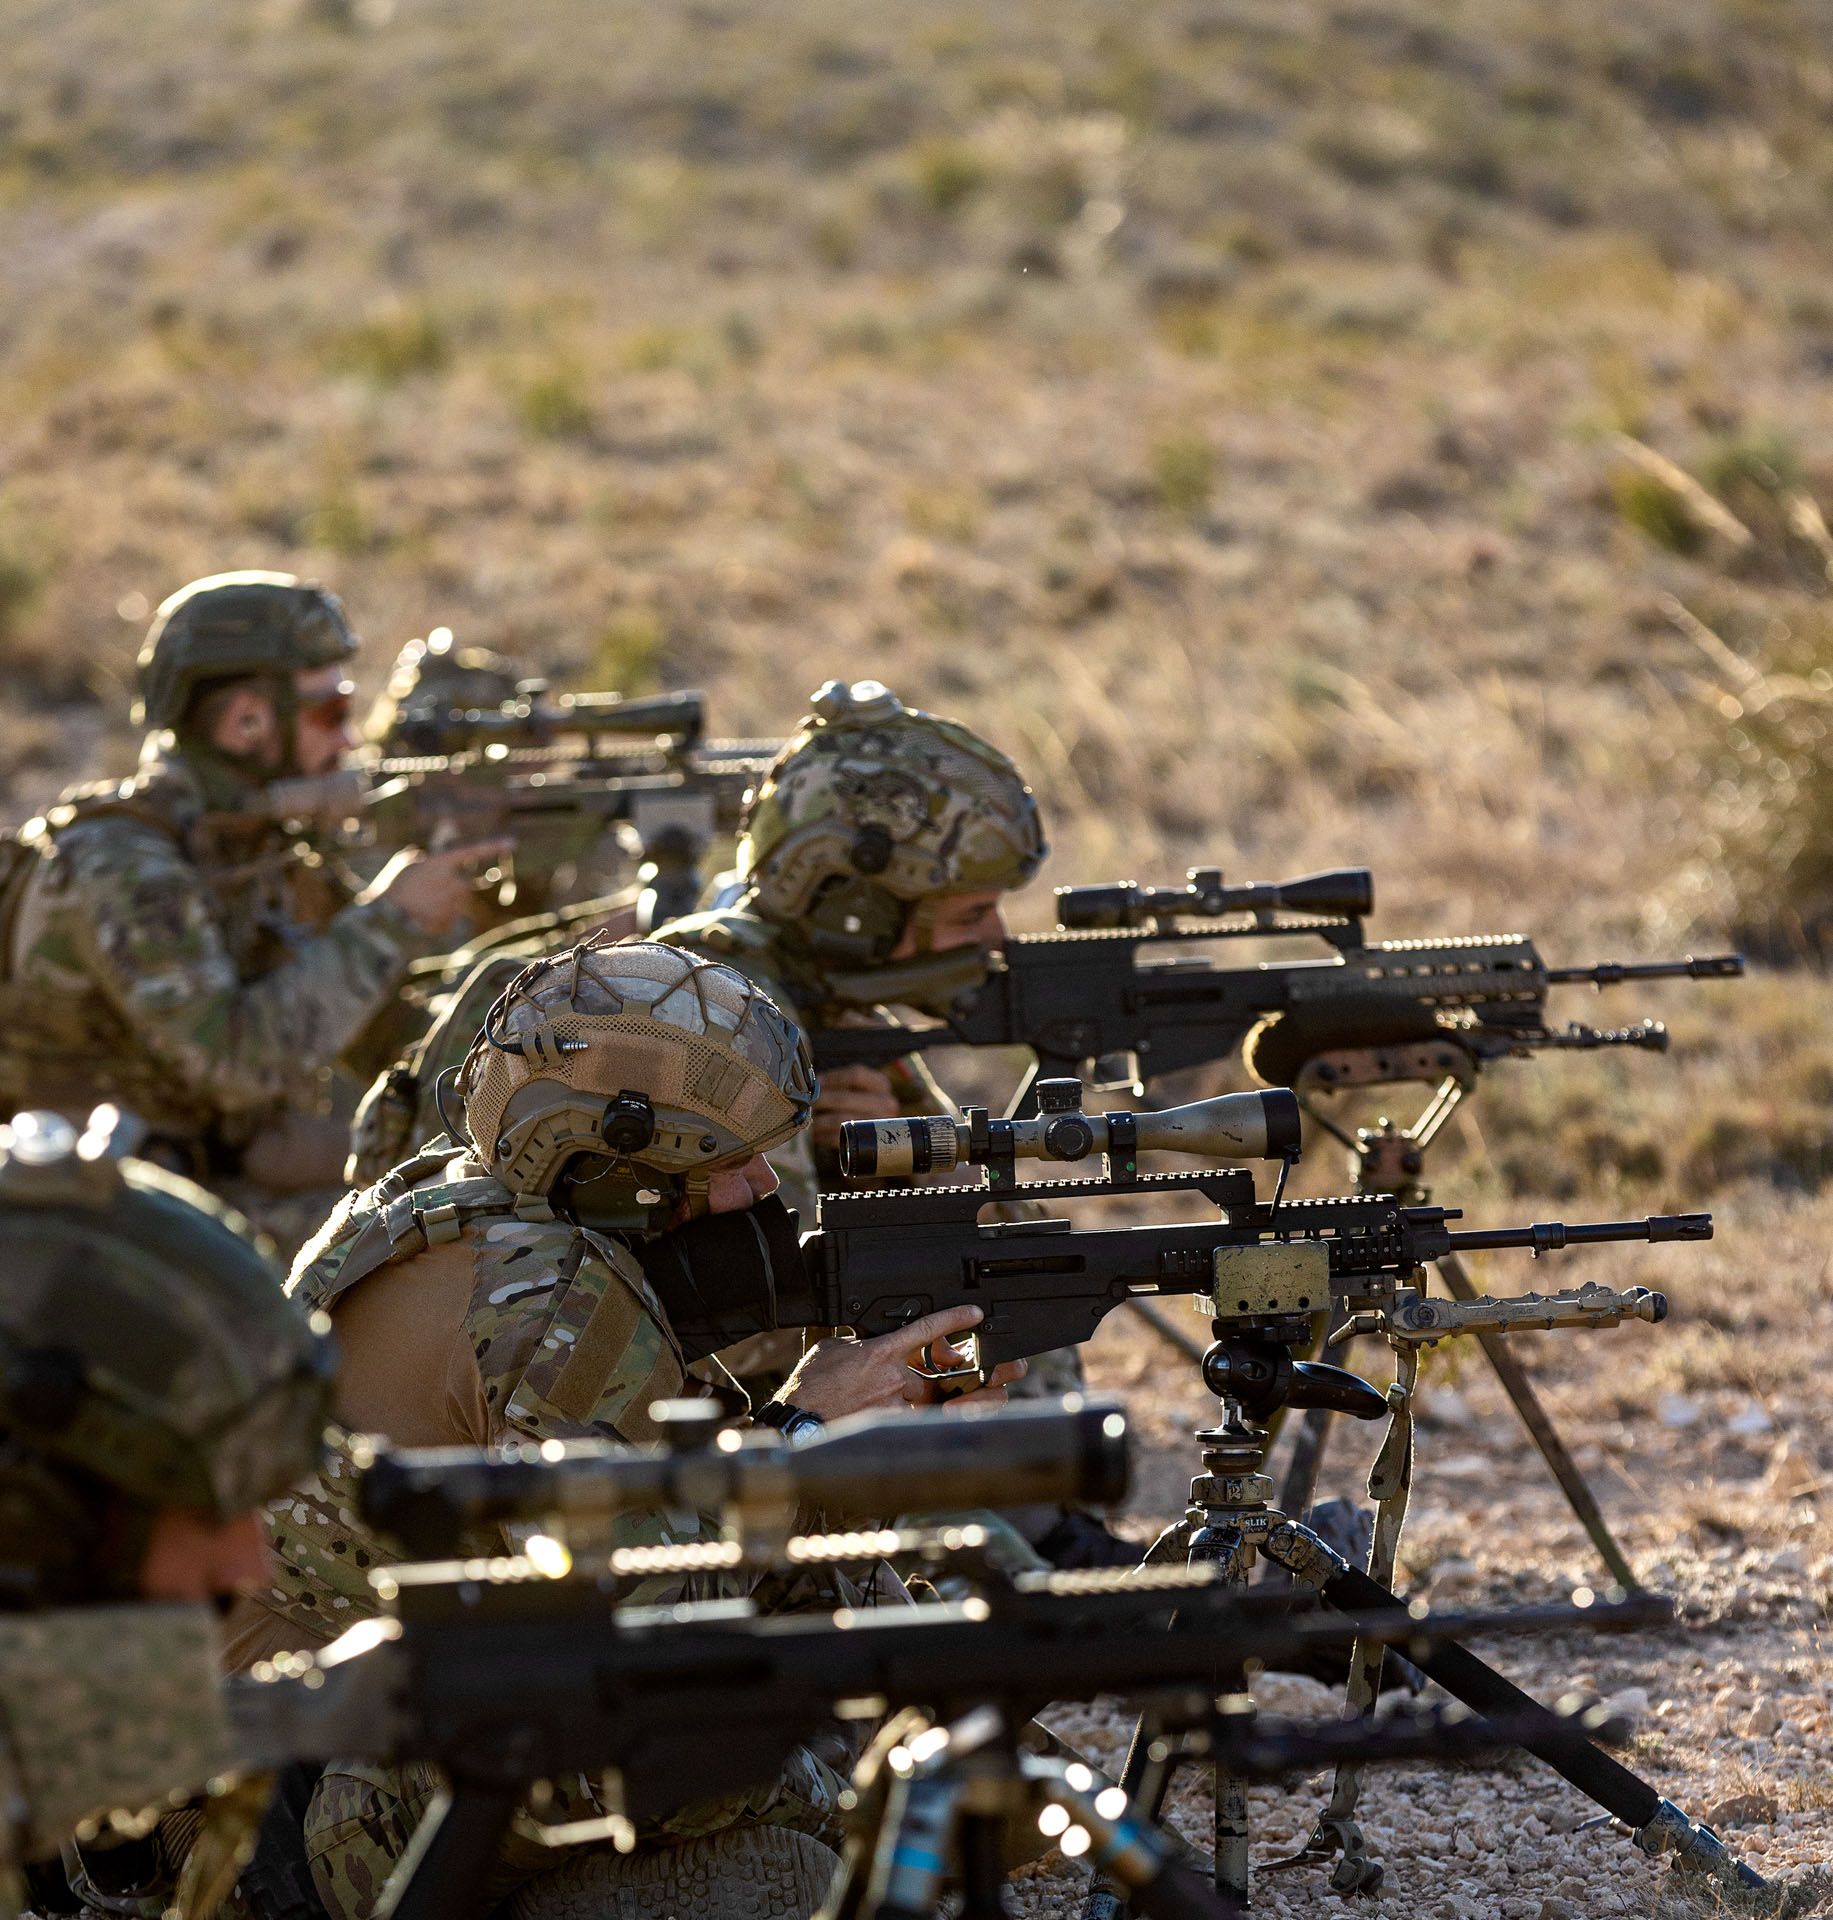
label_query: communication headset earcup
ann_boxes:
[802,877,909,965]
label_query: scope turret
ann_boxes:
[838,1083,1302,1181]
[1055,865,1374,931]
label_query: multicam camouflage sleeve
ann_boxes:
[24,817,433,1116]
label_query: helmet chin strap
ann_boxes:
[678,1169,717,1219]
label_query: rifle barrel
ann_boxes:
[1446,1212,1712,1255]
[1544,955,1744,986]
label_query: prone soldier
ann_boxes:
[0,573,506,1248]
[0,1104,334,1917]
[224,939,1022,1920]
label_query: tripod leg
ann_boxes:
[1308,1347,1416,1894]
[1212,1732,1250,1910]
[813,1831,873,1920]
[1258,1527,1764,1894]
[374,1783,518,1920]
[1274,1406,1333,1520]
[957,1812,1009,1920]
[1436,1253,1641,1592]
[1041,1763,1244,1920]
[1083,1528,1194,1920]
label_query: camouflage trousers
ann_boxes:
[303,1745,849,1920]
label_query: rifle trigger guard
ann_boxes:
[907,1335,985,1392]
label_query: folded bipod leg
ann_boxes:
[1257,1526,1765,1896]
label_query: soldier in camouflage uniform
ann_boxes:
[0,573,506,1250]
[658,681,1137,1565]
[224,939,1018,1920]
[0,1104,334,1919]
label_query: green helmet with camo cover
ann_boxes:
[135,570,359,739]
[364,624,526,750]
[738,679,1047,966]
[0,1107,335,1604]
[458,937,816,1230]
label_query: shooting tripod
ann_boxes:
[1273,1039,1640,1592]
[1080,1322,1756,1917]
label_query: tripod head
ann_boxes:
[1201,1337,1388,1426]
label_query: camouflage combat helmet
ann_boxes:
[0,1107,335,1600]
[738,679,1046,964]
[458,938,816,1226]
[135,570,359,736]
[364,624,526,750]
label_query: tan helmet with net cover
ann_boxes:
[458,938,816,1227]
[736,679,1047,965]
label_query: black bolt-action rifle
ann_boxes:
[806,863,1742,1114]
[638,1083,1699,1383]
[232,1399,1679,1920]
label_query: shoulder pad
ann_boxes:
[295,1162,517,1311]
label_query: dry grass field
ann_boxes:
[1,2,1829,1915]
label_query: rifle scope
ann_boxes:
[356,1398,1131,1561]
[397,687,708,756]
[1055,865,1374,931]
[838,1082,1301,1180]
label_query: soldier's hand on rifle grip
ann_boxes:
[362,838,516,939]
[774,1305,1026,1419]
[809,1063,900,1151]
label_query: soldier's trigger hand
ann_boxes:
[362,839,515,938]
[810,1064,899,1150]
[773,1305,1026,1420]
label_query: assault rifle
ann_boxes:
[806,866,1742,1114]
[262,709,781,924]
[230,1393,1705,1920]
[637,1083,1698,1380]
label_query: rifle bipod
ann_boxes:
[1079,1339,1762,1919]
[1275,1077,1643,1596]
[819,1706,1239,1920]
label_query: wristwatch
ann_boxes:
[752,1399,825,1442]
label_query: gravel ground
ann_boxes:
[1002,1216,1833,1920]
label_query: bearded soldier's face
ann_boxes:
[204,664,356,777]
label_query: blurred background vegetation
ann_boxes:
[4,0,1833,1208]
